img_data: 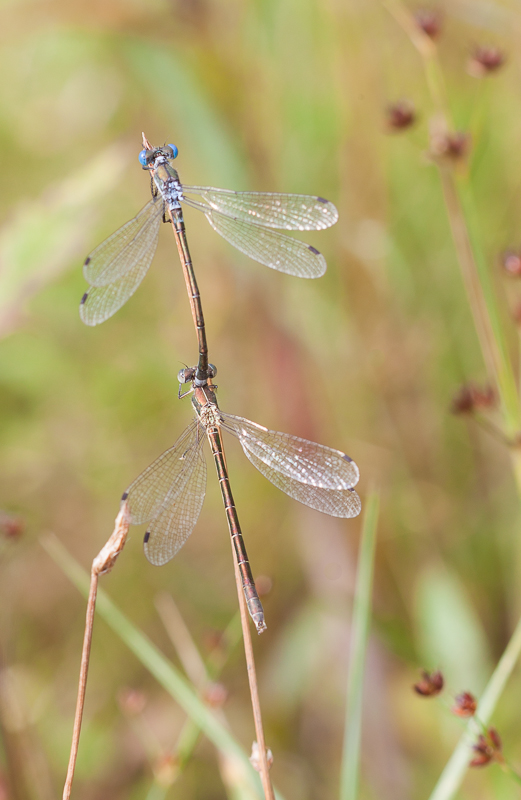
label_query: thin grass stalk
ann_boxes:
[62,569,99,800]
[232,553,275,800]
[340,491,379,800]
[60,504,130,800]
[41,534,281,800]
[428,611,521,800]
[438,169,520,431]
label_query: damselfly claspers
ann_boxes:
[80,136,338,378]
[122,364,360,633]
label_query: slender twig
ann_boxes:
[60,502,130,800]
[232,554,275,800]
[43,535,277,799]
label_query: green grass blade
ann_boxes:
[340,491,380,800]
[41,534,283,800]
[428,612,521,800]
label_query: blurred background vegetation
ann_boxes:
[1,0,521,798]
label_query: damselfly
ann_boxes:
[80,136,338,377]
[122,366,360,633]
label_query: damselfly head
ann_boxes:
[163,143,179,159]
[138,148,156,167]
[178,364,217,385]
[178,366,196,384]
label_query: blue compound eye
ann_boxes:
[167,143,178,159]
[138,149,149,166]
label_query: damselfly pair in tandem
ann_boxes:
[81,138,360,632]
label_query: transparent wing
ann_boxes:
[123,420,204,525]
[184,204,326,278]
[79,252,153,326]
[83,199,163,287]
[221,413,359,490]
[244,446,361,518]
[182,186,338,230]
[143,445,207,566]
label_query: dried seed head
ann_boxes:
[386,100,417,131]
[414,9,442,39]
[451,385,475,414]
[430,131,471,161]
[413,669,444,696]
[452,691,477,717]
[501,250,521,277]
[468,46,505,78]
[451,383,496,414]
[470,735,493,767]
[470,727,502,768]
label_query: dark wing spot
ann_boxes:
[84,256,91,266]
[80,292,88,304]
[144,531,150,543]
[342,453,353,462]
[317,197,328,204]
[308,246,320,255]
[121,491,128,500]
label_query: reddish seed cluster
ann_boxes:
[451,383,496,415]
[413,669,444,696]
[414,9,442,39]
[412,674,508,772]
[470,728,503,768]
[452,691,477,717]
[468,46,505,78]
[386,101,417,131]
[430,131,471,162]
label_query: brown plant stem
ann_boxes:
[232,552,275,800]
[61,503,130,800]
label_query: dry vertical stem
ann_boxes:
[231,552,274,800]
[62,501,130,800]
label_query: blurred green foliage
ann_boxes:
[1,1,521,799]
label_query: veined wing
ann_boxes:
[244,447,361,518]
[182,186,338,230]
[84,198,163,287]
[79,251,153,326]
[221,413,359,491]
[123,420,204,525]
[183,203,326,278]
[143,446,207,566]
